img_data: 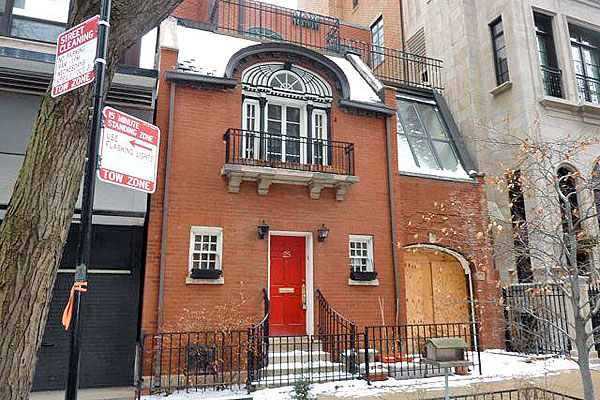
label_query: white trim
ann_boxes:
[264,101,307,164]
[242,98,261,159]
[312,109,329,165]
[189,226,224,274]
[268,230,314,336]
[186,277,225,285]
[58,269,131,275]
[348,278,379,286]
[349,234,375,272]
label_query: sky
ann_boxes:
[260,0,298,8]
[139,0,300,69]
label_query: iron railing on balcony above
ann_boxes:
[336,38,444,90]
[210,0,340,52]
[223,128,355,176]
[576,73,600,104]
[207,0,444,90]
[541,65,563,98]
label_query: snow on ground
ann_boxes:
[141,350,580,400]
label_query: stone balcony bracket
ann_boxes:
[222,164,359,201]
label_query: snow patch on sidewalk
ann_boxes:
[142,350,579,399]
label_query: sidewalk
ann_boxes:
[315,369,600,399]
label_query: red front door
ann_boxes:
[270,235,306,336]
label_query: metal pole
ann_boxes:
[444,367,450,400]
[64,1,111,399]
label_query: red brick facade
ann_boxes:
[141,0,503,349]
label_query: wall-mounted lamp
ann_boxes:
[317,224,329,242]
[257,220,269,239]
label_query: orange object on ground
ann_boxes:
[62,281,88,330]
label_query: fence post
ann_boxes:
[135,333,146,400]
[363,327,370,385]
[246,326,254,394]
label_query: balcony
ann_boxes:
[576,74,600,104]
[207,0,443,90]
[540,65,563,98]
[222,128,358,200]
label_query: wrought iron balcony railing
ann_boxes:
[540,65,563,98]
[576,73,600,104]
[208,0,444,90]
[223,128,355,176]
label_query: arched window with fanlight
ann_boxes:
[239,63,334,170]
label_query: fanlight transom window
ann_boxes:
[270,71,304,92]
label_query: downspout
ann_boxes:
[385,115,401,326]
[399,0,406,49]
[157,81,176,333]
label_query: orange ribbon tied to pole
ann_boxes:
[62,281,88,330]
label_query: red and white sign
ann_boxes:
[51,15,99,97]
[98,107,160,194]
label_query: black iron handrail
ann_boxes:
[247,288,269,390]
[223,128,355,175]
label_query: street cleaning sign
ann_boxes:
[98,107,160,194]
[51,15,99,97]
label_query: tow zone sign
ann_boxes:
[98,107,160,194]
[51,15,99,98]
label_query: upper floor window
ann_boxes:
[1,0,70,43]
[371,16,384,66]
[569,24,600,104]
[237,63,346,172]
[534,12,562,98]
[396,96,467,179]
[490,16,510,86]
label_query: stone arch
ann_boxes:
[402,244,475,328]
[225,42,351,100]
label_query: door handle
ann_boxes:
[302,282,307,310]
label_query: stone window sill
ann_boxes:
[490,81,512,96]
[539,95,600,117]
[186,277,225,285]
[348,278,379,286]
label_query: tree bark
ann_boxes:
[0,0,182,398]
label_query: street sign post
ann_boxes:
[98,107,160,194]
[64,2,111,400]
[51,15,99,98]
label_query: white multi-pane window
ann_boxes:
[371,17,385,66]
[312,109,328,165]
[349,235,374,272]
[242,99,260,158]
[189,227,223,272]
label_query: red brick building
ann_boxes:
[141,0,503,357]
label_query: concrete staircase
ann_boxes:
[252,336,351,388]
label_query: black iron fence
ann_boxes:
[337,37,444,90]
[576,74,600,104]
[138,291,482,396]
[208,0,444,90]
[210,0,340,52]
[365,323,481,380]
[422,388,582,400]
[541,66,563,98]
[503,283,571,355]
[223,128,355,175]
[589,285,600,353]
[137,329,250,396]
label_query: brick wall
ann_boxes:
[141,0,503,350]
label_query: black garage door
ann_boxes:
[32,224,143,391]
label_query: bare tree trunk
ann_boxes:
[0,1,182,398]
[574,314,595,400]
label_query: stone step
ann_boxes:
[261,360,343,377]
[253,371,361,389]
[267,336,322,352]
[268,349,331,364]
